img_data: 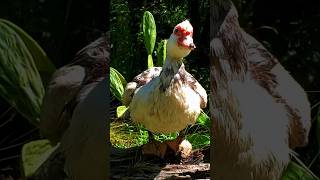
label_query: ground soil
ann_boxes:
[110,146,210,179]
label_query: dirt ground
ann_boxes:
[110,146,210,179]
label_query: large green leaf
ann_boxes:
[22,139,59,177]
[142,11,156,68]
[156,39,167,66]
[111,67,127,86]
[110,67,127,101]
[0,20,47,126]
[0,19,55,83]
[186,133,210,149]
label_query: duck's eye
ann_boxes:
[174,29,179,33]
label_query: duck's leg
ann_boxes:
[142,131,168,158]
[148,130,155,141]
[178,130,185,142]
[165,130,184,152]
[142,130,192,159]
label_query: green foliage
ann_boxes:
[0,19,55,82]
[147,55,154,68]
[154,132,179,142]
[148,1,188,29]
[156,39,167,66]
[111,105,211,149]
[197,111,211,127]
[0,19,53,126]
[110,0,134,78]
[186,133,210,150]
[281,161,319,180]
[142,11,157,68]
[116,105,128,118]
[110,67,127,101]
[21,139,59,177]
[185,111,211,149]
[0,20,59,177]
[110,121,148,148]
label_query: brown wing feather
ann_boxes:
[183,71,208,109]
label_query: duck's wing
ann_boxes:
[122,67,162,106]
[244,31,311,148]
[184,71,208,109]
[271,64,311,148]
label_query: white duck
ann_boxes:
[123,20,207,156]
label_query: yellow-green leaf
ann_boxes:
[22,139,59,177]
[156,39,167,67]
[147,54,154,68]
[111,67,127,86]
[143,11,156,55]
[143,11,156,68]
[117,105,128,118]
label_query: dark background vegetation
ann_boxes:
[0,0,320,178]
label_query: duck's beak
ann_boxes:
[189,43,196,50]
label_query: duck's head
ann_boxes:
[167,20,196,60]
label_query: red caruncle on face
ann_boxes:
[174,25,193,37]
[174,25,194,48]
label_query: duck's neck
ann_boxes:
[163,57,183,72]
[159,57,184,91]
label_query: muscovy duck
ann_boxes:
[210,1,311,179]
[123,20,207,157]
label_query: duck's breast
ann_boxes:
[129,76,201,133]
